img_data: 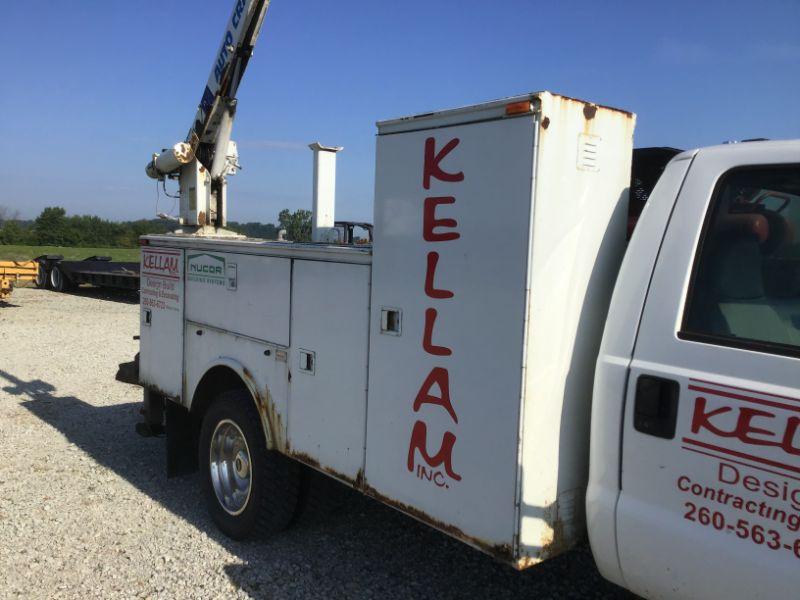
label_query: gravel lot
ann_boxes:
[0,288,631,599]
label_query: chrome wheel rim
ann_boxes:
[209,419,252,515]
[50,267,62,290]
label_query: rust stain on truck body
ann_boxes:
[241,366,285,451]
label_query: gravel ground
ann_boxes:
[0,287,632,599]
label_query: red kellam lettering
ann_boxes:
[407,135,463,485]
[425,252,454,299]
[422,308,452,356]
[691,398,733,437]
[691,396,800,455]
[423,197,460,242]
[413,367,458,424]
[143,253,179,274]
[784,418,800,454]
[423,137,464,190]
[736,408,779,445]
[407,420,462,481]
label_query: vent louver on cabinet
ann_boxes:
[577,133,601,172]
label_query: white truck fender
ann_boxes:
[188,356,280,450]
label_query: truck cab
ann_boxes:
[589,140,800,598]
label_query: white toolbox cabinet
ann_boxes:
[364,92,635,566]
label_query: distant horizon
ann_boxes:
[2,1,798,222]
[2,210,284,226]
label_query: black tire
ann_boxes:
[199,388,300,540]
[34,263,47,288]
[290,465,347,526]
[49,265,71,292]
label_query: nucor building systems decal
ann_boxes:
[187,253,237,290]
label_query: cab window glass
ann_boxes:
[683,165,800,354]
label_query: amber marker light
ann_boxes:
[505,101,533,116]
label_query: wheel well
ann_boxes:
[173,366,259,477]
[190,365,251,426]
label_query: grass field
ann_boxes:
[0,245,140,262]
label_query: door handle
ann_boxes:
[634,375,679,439]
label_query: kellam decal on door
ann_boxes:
[406,136,465,488]
[188,253,237,290]
[141,248,181,311]
[677,378,800,560]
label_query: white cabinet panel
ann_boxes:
[184,251,290,346]
[288,261,370,481]
[366,117,535,549]
[139,247,184,400]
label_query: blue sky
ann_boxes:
[1,0,799,224]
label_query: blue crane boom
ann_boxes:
[145,0,271,233]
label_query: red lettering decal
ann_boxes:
[424,252,454,299]
[143,253,178,275]
[407,420,461,481]
[413,366,458,423]
[422,308,452,356]
[423,137,464,190]
[782,417,800,455]
[734,407,778,445]
[423,197,460,242]
[691,397,734,436]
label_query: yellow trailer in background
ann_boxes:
[0,260,41,300]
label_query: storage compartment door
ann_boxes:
[288,261,370,481]
[366,115,536,550]
[139,247,184,401]
[185,252,290,346]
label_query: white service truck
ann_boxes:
[138,2,800,597]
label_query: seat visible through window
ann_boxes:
[683,166,800,353]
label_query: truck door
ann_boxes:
[617,145,800,598]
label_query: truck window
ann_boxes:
[681,164,800,357]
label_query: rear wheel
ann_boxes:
[49,266,71,292]
[199,388,300,539]
[34,263,47,288]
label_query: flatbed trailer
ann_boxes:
[36,255,140,293]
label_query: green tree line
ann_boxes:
[0,206,313,246]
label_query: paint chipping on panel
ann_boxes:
[514,495,582,569]
[287,449,366,489]
[362,484,515,563]
[242,366,285,451]
[285,445,518,565]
